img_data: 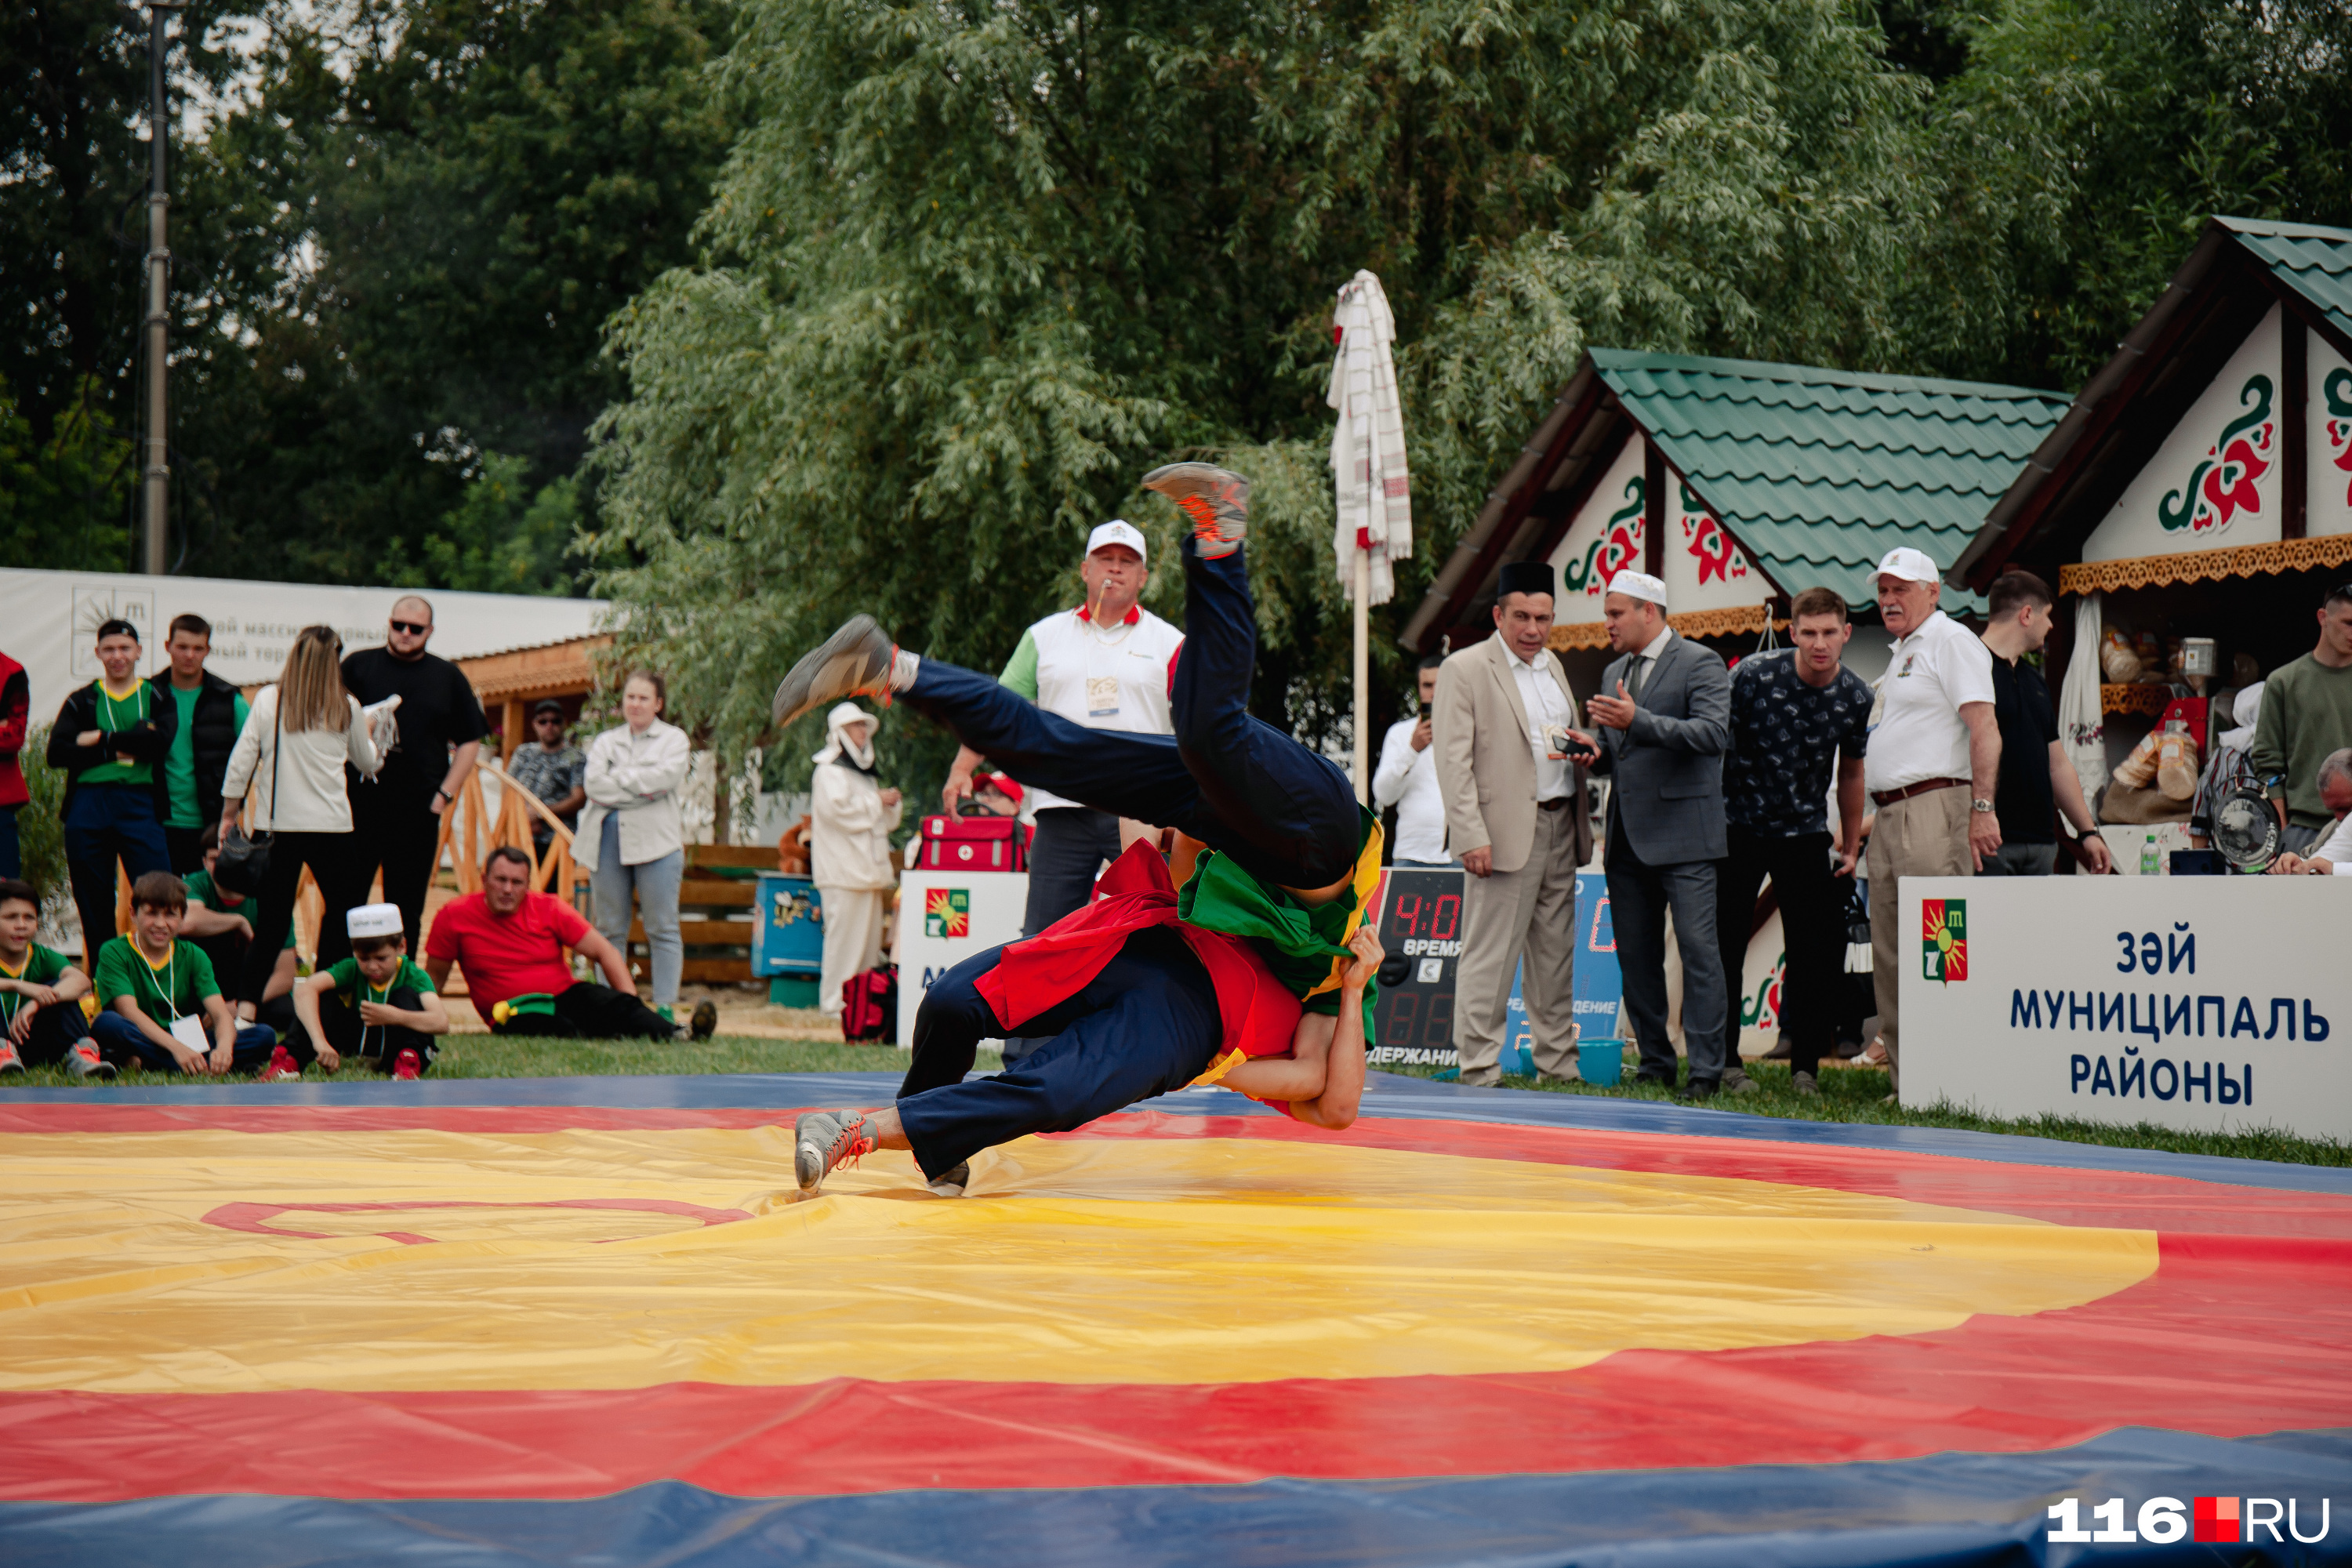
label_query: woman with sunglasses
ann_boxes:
[218,626,384,1033]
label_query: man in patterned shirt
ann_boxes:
[506,700,586,855]
[1712,587,1874,1097]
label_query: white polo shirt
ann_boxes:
[1000,605,1185,813]
[1864,609,1996,793]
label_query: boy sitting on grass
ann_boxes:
[90,871,280,1076]
[0,877,110,1079]
[290,904,448,1080]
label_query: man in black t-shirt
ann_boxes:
[1976,572,2111,877]
[340,596,488,946]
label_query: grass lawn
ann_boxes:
[5,1034,991,1087]
[1391,1055,2352,1167]
[9,1033,2343,1170]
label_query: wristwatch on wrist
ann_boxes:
[1970,797,1996,814]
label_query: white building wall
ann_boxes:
[2314,332,2352,539]
[1544,437,1647,627]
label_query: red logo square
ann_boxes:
[2194,1496,2239,1543]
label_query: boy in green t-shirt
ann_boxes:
[0,877,110,1078]
[291,903,448,1080]
[89,871,278,1075]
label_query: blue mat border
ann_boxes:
[7,1069,2349,1196]
[2,1426,2347,1567]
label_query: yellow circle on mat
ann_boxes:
[0,1127,2156,1394]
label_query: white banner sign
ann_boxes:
[894,869,1029,1050]
[0,568,604,719]
[1900,877,2352,1140]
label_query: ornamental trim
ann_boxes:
[2059,533,2352,595]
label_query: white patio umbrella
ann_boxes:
[1327,270,1413,804]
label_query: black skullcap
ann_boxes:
[1496,561,1555,602]
[96,618,140,642]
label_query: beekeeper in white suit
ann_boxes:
[811,702,903,1014]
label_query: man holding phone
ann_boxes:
[1373,653,1453,866]
[1432,561,1592,1086]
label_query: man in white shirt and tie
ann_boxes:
[1433,561,1592,1086]
[1372,654,1452,866]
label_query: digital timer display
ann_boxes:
[1371,869,1466,1062]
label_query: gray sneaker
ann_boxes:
[927,1160,971,1197]
[1791,1069,1820,1098]
[793,1110,876,1194]
[771,615,896,729]
[1141,463,1250,559]
[1722,1065,1759,1095]
[64,1040,115,1080]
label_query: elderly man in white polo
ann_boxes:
[1864,546,2002,1096]
[942,520,1185,1062]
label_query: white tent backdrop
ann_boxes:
[0,568,606,717]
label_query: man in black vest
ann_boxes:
[342,596,487,950]
[158,614,252,874]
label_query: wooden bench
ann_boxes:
[619,844,772,985]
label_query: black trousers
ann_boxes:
[350,797,442,964]
[486,982,673,1040]
[11,1000,93,1065]
[895,927,1222,1181]
[1714,827,1842,1080]
[301,984,437,1072]
[240,830,370,1007]
[165,826,209,876]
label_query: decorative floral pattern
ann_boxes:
[2325,368,2352,508]
[1563,475,1644,598]
[2157,374,2274,534]
[1679,483,1750,585]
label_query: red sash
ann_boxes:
[973,840,1301,1062]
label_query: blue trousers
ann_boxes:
[905,538,1361,892]
[64,784,172,970]
[89,1010,278,1073]
[895,926,1222,1180]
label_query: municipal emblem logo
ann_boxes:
[1922,898,1966,982]
[925,887,971,939]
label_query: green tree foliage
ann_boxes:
[1,0,731,586]
[593,0,1934,786]
[415,455,581,595]
[0,376,134,570]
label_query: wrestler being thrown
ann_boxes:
[770,462,1387,1196]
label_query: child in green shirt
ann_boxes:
[291,903,448,1079]
[0,877,108,1077]
[181,822,301,1037]
[89,872,278,1075]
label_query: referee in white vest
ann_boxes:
[942,521,1185,1060]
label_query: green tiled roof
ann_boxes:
[2219,215,2352,343]
[1591,350,2071,614]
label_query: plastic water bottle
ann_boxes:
[2140,837,2160,877]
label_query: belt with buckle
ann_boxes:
[1537,797,1573,813]
[1870,777,1969,808]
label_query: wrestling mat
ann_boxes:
[2,1071,2348,1566]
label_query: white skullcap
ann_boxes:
[1874,546,1942,585]
[1087,520,1147,561]
[1606,571,1668,608]
[346,903,403,939]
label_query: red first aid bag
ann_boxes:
[840,964,897,1042]
[918,813,1025,872]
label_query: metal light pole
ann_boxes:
[139,0,182,576]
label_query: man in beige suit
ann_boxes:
[1433,561,1594,1085]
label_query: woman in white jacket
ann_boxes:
[811,702,902,1015]
[218,626,382,1011]
[576,670,691,1017]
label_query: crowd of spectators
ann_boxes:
[0,597,711,1081]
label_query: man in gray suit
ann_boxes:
[1567,571,1734,1098]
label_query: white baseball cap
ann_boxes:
[1606,570,1668,608]
[1874,546,1942,585]
[1087,520,1147,561]
[346,903,403,939]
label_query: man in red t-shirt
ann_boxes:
[424,847,685,1039]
